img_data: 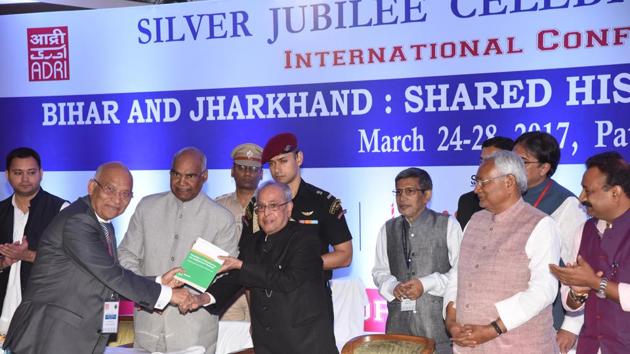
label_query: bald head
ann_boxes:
[89,161,134,221]
[94,162,133,183]
[172,147,207,171]
[170,147,208,202]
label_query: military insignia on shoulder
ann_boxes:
[316,190,323,195]
[329,199,345,219]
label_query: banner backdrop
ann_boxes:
[1,0,629,334]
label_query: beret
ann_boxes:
[261,133,298,163]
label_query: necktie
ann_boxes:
[99,222,115,258]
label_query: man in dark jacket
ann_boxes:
[184,181,338,354]
[3,162,191,354]
[0,147,67,334]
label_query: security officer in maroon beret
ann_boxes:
[241,132,353,318]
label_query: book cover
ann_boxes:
[174,237,228,292]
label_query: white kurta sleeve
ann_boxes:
[495,216,561,331]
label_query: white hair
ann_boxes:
[255,181,293,202]
[485,150,528,193]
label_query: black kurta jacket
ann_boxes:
[208,221,338,354]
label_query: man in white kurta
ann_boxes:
[118,147,237,354]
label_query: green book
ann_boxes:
[174,237,228,292]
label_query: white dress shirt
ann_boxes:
[0,197,69,334]
[551,196,587,335]
[372,215,463,302]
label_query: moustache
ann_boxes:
[581,200,593,208]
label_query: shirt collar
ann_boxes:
[527,177,552,196]
[599,208,630,235]
[405,208,430,227]
[170,190,205,207]
[94,211,110,223]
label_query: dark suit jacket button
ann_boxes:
[262,306,268,311]
[265,326,271,331]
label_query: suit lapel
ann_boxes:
[80,196,117,263]
[105,222,118,263]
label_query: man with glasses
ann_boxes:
[550,152,630,354]
[3,162,191,354]
[242,133,352,322]
[444,150,561,353]
[514,131,586,353]
[0,147,68,335]
[215,143,263,321]
[456,137,514,230]
[372,167,462,354]
[184,181,338,354]
[118,147,237,354]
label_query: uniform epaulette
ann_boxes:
[214,192,232,200]
[303,182,345,218]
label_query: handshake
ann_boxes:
[160,267,212,314]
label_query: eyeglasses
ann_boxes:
[521,159,540,165]
[93,179,133,200]
[254,200,290,214]
[235,164,261,173]
[472,174,509,188]
[169,170,202,181]
[392,188,424,197]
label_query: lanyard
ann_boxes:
[401,221,412,269]
[533,180,553,208]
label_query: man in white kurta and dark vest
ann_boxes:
[551,151,630,354]
[373,167,462,354]
[215,142,263,321]
[514,131,587,353]
[0,147,68,335]
[444,150,561,353]
[118,147,237,354]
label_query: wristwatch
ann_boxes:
[490,320,503,336]
[597,278,609,299]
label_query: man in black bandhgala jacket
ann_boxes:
[182,181,338,354]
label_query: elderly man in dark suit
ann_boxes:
[182,181,338,354]
[3,162,191,354]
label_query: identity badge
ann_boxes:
[400,298,416,312]
[101,301,119,334]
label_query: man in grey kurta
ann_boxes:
[118,147,237,354]
[372,168,462,354]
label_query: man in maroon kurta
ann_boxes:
[551,152,630,354]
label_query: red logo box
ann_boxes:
[27,26,70,81]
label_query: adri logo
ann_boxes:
[27,26,70,81]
